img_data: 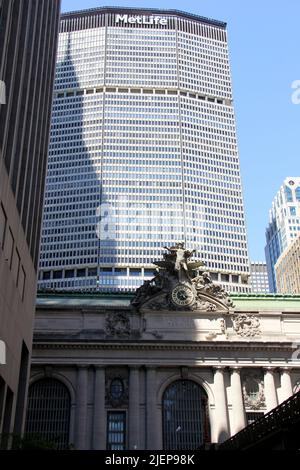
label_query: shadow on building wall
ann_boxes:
[39,34,116,291]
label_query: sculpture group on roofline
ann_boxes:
[131,242,234,311]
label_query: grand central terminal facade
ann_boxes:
[26,247,300,450]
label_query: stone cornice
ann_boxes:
[32,340,297,352]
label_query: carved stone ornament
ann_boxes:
[232,314,261,337]
[242,373,265,410]
[220,318,226,334]
[105,370,129,407]
[105,312,130,337]
[131,243,234,312]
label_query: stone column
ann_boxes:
[75,365,88,449]
[93,366,106,450]
[230,367,247,435]
[264,368,278,412]
[146,366,159,449]
[213,366,229,443]
[129,366,140,450]
[280,368,293,403]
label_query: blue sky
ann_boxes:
[61,0,300,261]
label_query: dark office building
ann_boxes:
[0,0,60,444]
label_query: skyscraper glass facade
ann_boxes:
[38,7,250,293]
[250,262,270,294]
[265,177,300,292]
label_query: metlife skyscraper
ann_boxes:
[39,7,250,293]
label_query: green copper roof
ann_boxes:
[36,291,133,307]
[231,293,300,311]
[36,291,300,310]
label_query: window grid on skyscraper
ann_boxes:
[38,8,250,293]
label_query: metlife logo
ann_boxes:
[115,14,168,26]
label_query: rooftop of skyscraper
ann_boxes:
[60,6,227,28]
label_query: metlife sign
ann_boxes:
[115,14,168,26]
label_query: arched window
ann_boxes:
[284,185,293,202]
[25,378,71,449]
[162,380,210,450]
[245,377,260,401]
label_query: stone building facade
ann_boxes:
[27,292,300,449]
[0,0,60,439]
